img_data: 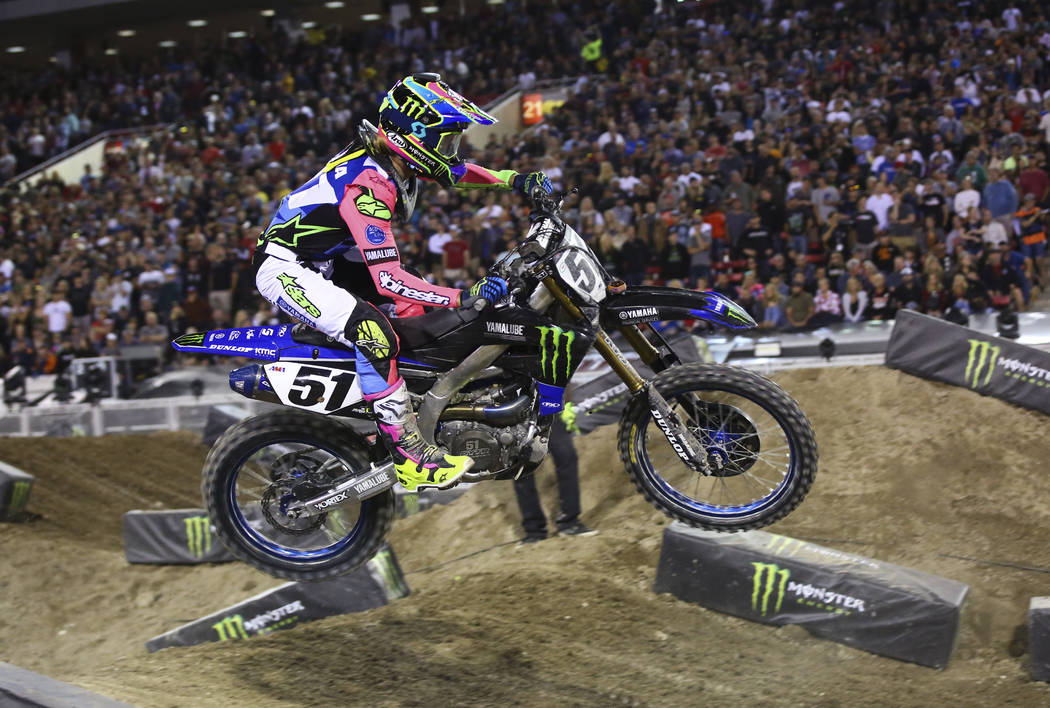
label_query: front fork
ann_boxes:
[542,278,710,474]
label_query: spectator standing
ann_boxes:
[42,289,72,335]
[982,168,1018,222]
[512,409,595,544]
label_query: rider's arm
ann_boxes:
[448,163,517,190]
[339,168,462,308]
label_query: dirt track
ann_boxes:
[1,366,1049,707]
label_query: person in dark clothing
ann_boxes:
[872,234,901,274]
[739,214,774,261]
[660,232,690,281]
[513,407,595,543]
[618,229,651,285]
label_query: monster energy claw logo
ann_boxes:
[9,480,30,515]
[964,339,1000,389]
[184,515,212,558]
[212,614,249,641]
[537,325,575,382]
[751,562,790,616]
[369,548,410,600]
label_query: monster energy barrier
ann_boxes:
[886,310,1050,416]
[123,509,236,564]
[146,543,409,652]
[184,515,212,558]
[0,462,34,522]
[1031,597,1050,683]
[653,523,969,669]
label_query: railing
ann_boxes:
[0,393,272,437]
[5,123,173,189]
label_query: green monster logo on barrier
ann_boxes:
[537,325,576,383]
[766,534,804,557]
[964,339,1000,389]
[750,562,790,616]
[212,614,249,641]
[184,515,211,558]
[9,480,31,515]
[369,548,410,599]
[277,273,322,319]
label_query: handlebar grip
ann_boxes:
[461,295,489,311]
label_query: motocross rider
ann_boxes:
[254,73,552,493]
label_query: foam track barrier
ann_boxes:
[0,662,133,707]
[0,461,34,522]
[146,543,409,652]
[653,523,969,669]
[123,509,237,564]
[1031,597,1050,682]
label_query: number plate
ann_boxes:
[265,363,363,414]
[555,249,606,304]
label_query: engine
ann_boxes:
[436,420,533,475]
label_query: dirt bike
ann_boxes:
[172,190,817,581]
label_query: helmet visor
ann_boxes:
[435,131,462,159]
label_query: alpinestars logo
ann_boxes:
[486,321,525,338]
[537,325,576,382]
[378,271,451,305]
[277,273,322,318]
[184,515,212,558]
[964,339,999,389]
[364,247,398,264]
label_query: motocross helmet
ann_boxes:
[377,73,497,188]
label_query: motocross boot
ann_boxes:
[366,379,474,492]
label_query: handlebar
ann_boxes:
[460,294,490,311]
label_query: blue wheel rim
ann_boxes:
[637,389,797,520]
[226,440,369,561]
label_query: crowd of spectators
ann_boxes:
[2,0,1050,383]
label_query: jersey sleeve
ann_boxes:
[449,163,517,190]
[339,168,462,308]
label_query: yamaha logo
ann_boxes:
[619,307,658,320]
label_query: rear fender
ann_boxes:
[172,325,355,362]
[599,285,756,330]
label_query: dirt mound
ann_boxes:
[2,367,1050,707]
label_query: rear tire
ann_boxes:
[618,363,817,531]
[202,410,393,581]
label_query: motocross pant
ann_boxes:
[254,248,400,395]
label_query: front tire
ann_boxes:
[618,363,817,531]
[202,410,393,581]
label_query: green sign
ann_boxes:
[8,480,31,516]
[537,325,576,383]
[750,562,790,616]
[184,515,212,558]
[369,547,409,599]
[212,614,249,641]
[964,339,999,389]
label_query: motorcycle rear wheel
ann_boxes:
[202,410,394,581]
[618,363,817,531]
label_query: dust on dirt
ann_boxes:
[1,366,1048,707]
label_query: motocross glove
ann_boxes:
[512,171,554,197]
[467,276,509,303]
[560,401,580,434]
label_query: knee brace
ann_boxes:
[345,301,400,380]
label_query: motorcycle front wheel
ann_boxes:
[202,410,394,581]
[618,363,817,531]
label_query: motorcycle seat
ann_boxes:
[289,306,479,352]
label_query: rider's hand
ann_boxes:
[513,171,553,197]
[466,276,509,304]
